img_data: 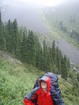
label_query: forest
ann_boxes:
[0,10,70,80]
[0,8,79,105]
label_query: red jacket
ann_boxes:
[24,76,54,105]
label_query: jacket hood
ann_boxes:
[39,75,51,92]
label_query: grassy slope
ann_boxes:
[0,51,44,105]
[0,51,79,105]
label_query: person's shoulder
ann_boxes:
[36,87,42,94]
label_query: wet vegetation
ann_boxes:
[0,4,79,105]
[42,3,79,48]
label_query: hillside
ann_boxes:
[1,1,79,65]
[0,51,79,105]
[0,1,79,105]
[41,2,79,48]
[0,51,43,105]
[37,2,79,64]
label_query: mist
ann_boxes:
[0,0,79,64]
[0,0,78,33]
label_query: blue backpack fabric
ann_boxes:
[33,72,65,105]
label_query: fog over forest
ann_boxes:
[0,0,79,64]
[0,0,79,33]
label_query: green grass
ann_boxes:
[0,51,79,105]
[0,51,44,105]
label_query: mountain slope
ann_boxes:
[37,2,79,64]
[0,51,43,105]
[41,2,79,47]
[0,51,79,105]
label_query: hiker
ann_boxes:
[24,72,65,105]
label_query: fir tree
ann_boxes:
[0,10,5,50]
[61,55,68,80]
[6,20,13,53]
[42,39,48,71]
[36,41,42,69]
[20,33,27,62]
[56,47,61,74]
[52,40,56,64]
[12,19,18,55]
[26,31,36,66]
[46,47,53,71]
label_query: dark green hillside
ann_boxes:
[0,51,43,105]
[41,2,79,48]
[0,51,79,105]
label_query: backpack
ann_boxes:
[33,72,65,105]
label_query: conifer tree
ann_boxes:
[55,47,61,73]
[42,39,48,71]
[26,31,36,66]
[6,20,13,53]
[20,33,27,62]
[52,40,56,64]
[38,47,43,70]
[12,19,19,55]
[0,10,5,50]
[67,58,70,68]
[36,40,42,69]
[46,47,53,71]
[61,55,68,80]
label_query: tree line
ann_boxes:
[59,20,79,42]
[0,10,70,79]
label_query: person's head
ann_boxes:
[40,80,47,92]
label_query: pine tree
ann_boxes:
[38,48,43,70]
[20,33,27,62]
[61,55,68,80]
[6,20,13,53]
[12,19,19,55]
[46,47,53,71]
[26,31,36,66]
[52,40,56,64]
[0,10,5,50]
[42,39,48,71]
[55,47,61,74]
[36,40,42,69]
[67,58,70,68]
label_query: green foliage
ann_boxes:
[5,19,13,53]
[52,40,56,64]
[0,53,40,105]
[12,19,19,55]
[42,39,48,71]
[0,53,79,105]
[20,34,27,62]
[26,31,37,66]
[61,55,69,80]
[0,10,5,51]
[58,77,79,105]
[77,73,79,81]
[0,10,70,80]
[0,8,79,105]
[36,40,42,69]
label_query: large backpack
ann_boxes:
[33,72,65,105]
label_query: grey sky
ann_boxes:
[0,0,79,8]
